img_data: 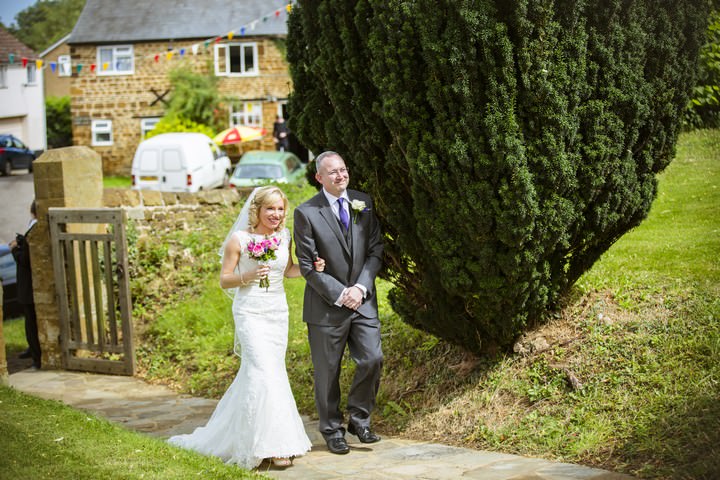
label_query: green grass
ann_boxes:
[0,386,265,479]
[3,317,27,357]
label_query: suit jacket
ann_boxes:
[12,222,35,305]
[294,189,383,326]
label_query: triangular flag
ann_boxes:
[250,21,257,31]
[77,64,83,73]
[91,64,96,72]
[192,44,199,55]
[166,51,173,60]
[154,54,159,62]
[240,27,246,36]
[50,62,57,73]
[8,53,14,64]
[36,59,43,69]
[286,4,292,12]
[180,48,185,56]
[22,57,28,67]
[275,9,281,17]
[102,62,109,70]
[228,31,234,40]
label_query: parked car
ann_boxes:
[0,134,36,176]
[131,133,232,192]
[228,150,305,188]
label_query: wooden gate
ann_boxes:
[49,208,135,375]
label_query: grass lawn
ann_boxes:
[0,386,264,479]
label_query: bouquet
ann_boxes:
[246,235,282,291]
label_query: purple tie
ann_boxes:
[338,198,349,231]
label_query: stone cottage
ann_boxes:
[68,0,304,175]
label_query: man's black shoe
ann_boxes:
[18,350,31,359]
[326,437,350,454]
[348,423,381,443]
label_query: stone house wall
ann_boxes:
[70,37,291,175]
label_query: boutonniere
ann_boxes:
[350,199,369,223]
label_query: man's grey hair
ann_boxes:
[315,151,343,173]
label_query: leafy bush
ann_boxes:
[686,10,720,129]
[145,115,216,139]
[287,1,710,353]
[45,96,72,148]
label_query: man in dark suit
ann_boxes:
[12,200,40,370]
[294,151,384,455]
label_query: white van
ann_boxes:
[131,133,231,192]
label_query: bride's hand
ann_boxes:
[253,264,271,280]
[313,257,326,272]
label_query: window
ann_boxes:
[230,102,262,127]
[58,55,72,77]
[97,45,134,75]
[0,65,6,88]
[92,120,113,146]
[140,118,160,138]
[26,64,37,85]
[214,42,258,76]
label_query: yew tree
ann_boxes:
[287,0,710,353]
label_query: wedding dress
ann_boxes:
[168,228,312,469]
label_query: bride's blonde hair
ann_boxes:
[247,186,288,233]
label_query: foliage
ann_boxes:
[0,386,262,479]
[686,10,720,129]
[45,95,72,148]
[145,115,216,139]
[287,0,711,353]
[161,66,224,132]
[6,0,85,51]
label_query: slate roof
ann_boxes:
[70,0,290,45]
[0,26,37,64]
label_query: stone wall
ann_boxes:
[69,38,292,175]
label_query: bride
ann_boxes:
[169,186,320,469]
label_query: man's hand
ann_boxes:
[341,286,364,310]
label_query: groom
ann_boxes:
[294,151,384,455]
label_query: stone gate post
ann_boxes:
[31,146,103,369]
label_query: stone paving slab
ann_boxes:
[8,369,634,480]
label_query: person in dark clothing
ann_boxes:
[11,199,40,370]
[273,115,290,152]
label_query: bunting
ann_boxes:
[3,1,295,78]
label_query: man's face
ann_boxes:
[316,155,349,197]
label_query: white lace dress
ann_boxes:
[168,228,312,469]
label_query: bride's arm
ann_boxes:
[220,234,264,288]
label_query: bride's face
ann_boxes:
[257,196,285,234]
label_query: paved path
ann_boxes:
[8,369,634,479]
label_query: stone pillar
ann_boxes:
[0,286,7,384]
[31,146,103,369]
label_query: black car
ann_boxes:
[0,134,36,176]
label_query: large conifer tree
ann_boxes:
[287,1,710,352]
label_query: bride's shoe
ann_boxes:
[272,457,292,468]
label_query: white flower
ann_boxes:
[351,199,366,212]
[350,199,368,223]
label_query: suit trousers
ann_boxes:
[307,313,383,440]
[23,303,41,368]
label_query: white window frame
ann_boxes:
[58,54,72,77]
[140,117,160,138]
[91,119,113,146]
[230,102,262,127]
[0,65,7,88]
[214,42,258,76]
[26,64,37,85]
[97,45,134,76]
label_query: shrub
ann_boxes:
[287,1,710,352]
[45,96,72,148]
